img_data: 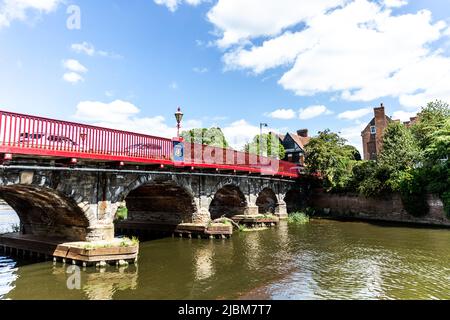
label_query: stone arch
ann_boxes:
[0,185,90,241]
[255,188,278,214]
[122,175,198,225]
[206,176,247,198]
[209,184,247,219]
[284,188,303,213]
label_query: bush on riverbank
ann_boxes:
[305,100,450,218]
[115,206,128,221]
[288,212,310,224]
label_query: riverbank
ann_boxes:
[308,192,450,228]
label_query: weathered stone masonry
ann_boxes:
[0,167,298,242]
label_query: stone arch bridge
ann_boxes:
[0,164,301,242]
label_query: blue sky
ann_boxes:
[1,0,449,152]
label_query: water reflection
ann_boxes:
[0,208,20,234]
[0,256,17,299]
[194,243,215,281]
[51,265,139,300]
[0,218,449,300]
[3,262,139,300]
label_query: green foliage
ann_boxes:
[130,236,140,246]
[120,236,139,247]
[287,212,310,224]
[305,130,356,191]
[379,121,421,173]
[304,100,449,218]
[424,118,450,161]
[346,161,376,192]
[244,133,286,159]
[181,127,229,148]
[442,191,450,218]
[398,169,429,217]
[11,223,20,233]
[115,206,128,221]
[344,144,362,161]
[411,100,450,150]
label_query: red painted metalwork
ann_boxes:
[0,110,300,178]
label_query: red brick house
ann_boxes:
[361,103,418,160]
[361,104,392,160]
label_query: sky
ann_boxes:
[1,0,450,154]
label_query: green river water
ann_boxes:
[0,210,449,300]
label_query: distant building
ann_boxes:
[361,103,418,160]
[273,129,310,166]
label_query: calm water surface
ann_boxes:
[0,210,449,300]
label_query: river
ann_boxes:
[0,210,449,300]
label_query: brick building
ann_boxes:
[361,103,418,160]
[361,104,392,160]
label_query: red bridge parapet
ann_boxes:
[0,110,300,178]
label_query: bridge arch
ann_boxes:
[284,188,303,213]
[209,184,247,219]
[121,176,198,225]
[0,185,90,241]
[255,188,278,214]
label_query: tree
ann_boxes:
[343,145,362,161]
[305,130,355,190]
[411,100,450,150]
[425,117,450,161]
[379,122,421,173]
[423,118,450,216]
[181,127,229,148]
[244,133,285,159]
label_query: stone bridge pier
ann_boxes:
[0,167,299,242]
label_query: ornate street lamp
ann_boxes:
[174,107,184,138]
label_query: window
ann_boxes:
[370,126,376,134]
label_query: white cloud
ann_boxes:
[154,0,206,12]
[71,42,95,56]
[383,0,408,8]
[214,0,450,108]
[298,105,333,120]
[63,72,84,84]
[339,122,367,156]
[208,0,345,47]
[338,107,372,120]
[0,0,61,29]
[445,27,450,37]
[193,67,208,73]
[222,119,260,150]
[75,100,140,123]
[391,110,418,122]
[71,42,122,59]
[74,100,202,138]
[265,108,296,120]
[63,59,88,73]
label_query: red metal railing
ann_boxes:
[0,110,299,177]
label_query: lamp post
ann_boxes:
[174,107,184,138]
[260,122,268,156]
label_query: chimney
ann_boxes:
[374,103,385,119]
[374,103,388,155]
[297,129,308,137]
